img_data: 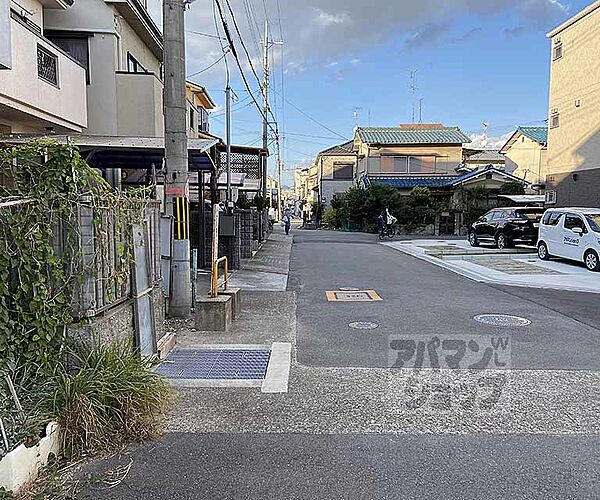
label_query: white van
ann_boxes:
[537,208,600,271]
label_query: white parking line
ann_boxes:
[261,342,292,393]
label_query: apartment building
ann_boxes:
[43,0,163,137]
[546,0,600,207]
[0,0,87,133]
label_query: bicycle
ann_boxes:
[378,224,397,240]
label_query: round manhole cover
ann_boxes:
[339,287,360,291]
[349,321,379,330]
[473,314,531,327]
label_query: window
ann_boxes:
[37,45,58,86]
[409,156,436,173]
[127,52,146,73]
[381,156,407,173]
[545,190,557,205]
[333,163,353,180]
[548,212,563,226]
[380,155,436,174]
[45,34,90,83]
[553,41,563,61]
[492,211,506,221]
[199,107,210,132]
[550,111,560,129]
[189,107,195,131]
[565,215,587,233]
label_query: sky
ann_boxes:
[149,0,592,186]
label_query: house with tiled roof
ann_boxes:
[499,126,548,187]
[462,149,506,171]
[353,124,471,191]
[311,140,357,209]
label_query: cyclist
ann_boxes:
[377,211,387,237]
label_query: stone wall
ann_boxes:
[68,283,165,350]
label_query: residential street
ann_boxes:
[79,229,600,500]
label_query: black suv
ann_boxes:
[468,207,545,249]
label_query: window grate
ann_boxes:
[37,45,58,86]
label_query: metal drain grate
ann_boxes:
[473,314,531,327]
[156,348,271,380]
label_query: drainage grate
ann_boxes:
[349,321,379,330]
[339,287,360,291]
[156,348,271,380]
[473,314,531,327]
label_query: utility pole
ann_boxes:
[261,20,269,206]
[225,84,232,211]
[276,135,282,220]
[163,0,190,317]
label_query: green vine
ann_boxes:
[0,140,148,374]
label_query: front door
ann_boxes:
[439,213,455,235]
[562,214,587,261]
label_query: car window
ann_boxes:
[492,211,505,221]
[480,212,494,222]
[515,209,544,221]
[547,212,564,226]
[542,211,553,225]
[564,214,587,233]
[585,214,600,233]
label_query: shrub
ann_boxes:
[44,342,172,458]
[323,208,342,229]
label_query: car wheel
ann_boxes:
[468,231,479,247]
[538,241,550,261]
[584,250,600,272]
[496,232,508,250]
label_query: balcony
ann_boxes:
[116,71,163,137]
[0,15,87,133]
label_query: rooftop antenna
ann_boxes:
[353,107,362,128]
[410,69,418,123]
[482,122,489,148]
[418,98,424,124]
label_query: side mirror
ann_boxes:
[572,227,584,235]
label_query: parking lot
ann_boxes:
[383,239,600,294]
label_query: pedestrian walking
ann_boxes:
[282,208,292,235]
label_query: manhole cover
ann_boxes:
[326,290,382,302]
[339,287,360,291]
[349,321,379,330]
[473,314,531,327]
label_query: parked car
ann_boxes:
[537,208,600,272]
[468,207,545,249]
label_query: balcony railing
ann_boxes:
[37,45,58,86]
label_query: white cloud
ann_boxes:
[469,131,513,149]
[151,0,571,86]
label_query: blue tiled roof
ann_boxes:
[518,126,547,145]
[369,176,457,189]
[368,165,528,190]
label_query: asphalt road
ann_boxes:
[78,229,600,500]
[80,433,600,500]
[289,230,600,370]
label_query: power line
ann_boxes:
[185,29,226,41]
[213,0,278,138]
[271,87,348,141]
[186,50,229,78]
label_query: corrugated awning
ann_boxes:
[0,134,218,171]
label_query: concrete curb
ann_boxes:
[382,241,600,294]
[262,342,292,393]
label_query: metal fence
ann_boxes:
[73,199,162,318]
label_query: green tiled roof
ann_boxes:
[517,126,548,145]
[357,127,471,145]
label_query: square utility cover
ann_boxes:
[326,290,382,302]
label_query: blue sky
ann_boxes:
[162,0,592,185]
